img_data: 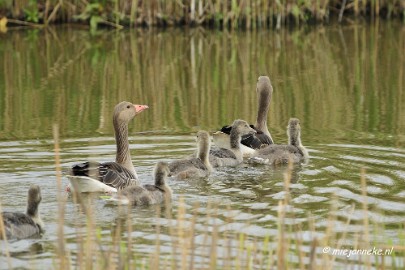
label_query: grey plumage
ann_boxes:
[250,118,309,165]
[169,130,213,179]
[1,185,44,240]
[114,162,172,206]
[68,101,148,191]
[219,76,274,150]
[210,119,256,167]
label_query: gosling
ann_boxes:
[249,118,309,165]
[169,130,213,179]
[110,162,172,206]
[1,185,44,240]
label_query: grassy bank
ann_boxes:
[0,0,404,30]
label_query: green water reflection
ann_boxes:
[0,23,403,146]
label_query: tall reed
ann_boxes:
[1,0,404,29]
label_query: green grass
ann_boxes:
[0,0,404,29]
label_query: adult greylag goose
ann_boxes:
[210,119,256,167]
[249,118,309,165]
[216,76,274,156]
[67,101,148,193]
[107,162,172,206]
[1,185,44,240]
[169,130,213,179]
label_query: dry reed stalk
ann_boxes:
[324,194,338,263]
[201,200,212,267]
[178,196,189,270]
[330,203,356,266]
[53,124,69,269]
[277,199,286,269]
[0,202,12,269]
[167,196,178,270]
[223,203,233,270]
[293,222,306,270]
[151,205,162,270]
[188,202,199,270]
[354,0,359,15]
[360,168,371,268]
[307,210,316,269]
[126,204,134,270]
[209,220,219,270]
[5,18,44,28]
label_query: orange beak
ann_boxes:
[134,104,149,114]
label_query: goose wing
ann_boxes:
[257,145,300,155]
[220,125,269,149]
[210,147,236,159]
[70,161,138,190]
[253,126,274,145]
[1,212,40,239]
[168,158,206,176]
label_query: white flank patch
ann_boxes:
[66,176,118,193]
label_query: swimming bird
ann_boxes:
[168,130,213,179]
[217,76,275,156]
[1,185,44,240]
[249,118,309,165]
[210,119,256,167]
[107,162,172,206]
[67,101,148,193]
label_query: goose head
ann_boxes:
[256,76,273,101]
[232,119,257,137]
[287,118,301,146]
[230,119,256,149]
[255,76,273,136]
[196,130,211,151]
[26,184,43,230]
[154,161,170,186]
[113,101,149,124]
[196,130,212,169]
[27,184,41,209]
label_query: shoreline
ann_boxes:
[0,1,404,30]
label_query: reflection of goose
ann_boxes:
[249,118,309,165]
[169,131,213,179]
[108,162,172,206]
[67,101,148,193]
[210,120,256,167]
[218,76,274,155]
[1,185,44,240]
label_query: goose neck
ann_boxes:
[114,119,135,174]
[197,140,213,172]
[26,201,39,219]
[229,129,241,150]
[255,93,271,136]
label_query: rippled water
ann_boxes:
[0,22,404,268]
[1,133,404,267]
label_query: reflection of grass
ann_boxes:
[3,1,405,29]
[2,132,404,269]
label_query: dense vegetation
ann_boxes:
[0,0,404,30]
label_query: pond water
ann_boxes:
[0,22,404,268]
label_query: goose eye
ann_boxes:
[126,105,131,109]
